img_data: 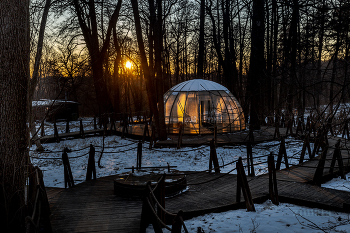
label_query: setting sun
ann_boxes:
[125,61,132,69]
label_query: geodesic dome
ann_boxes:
[164,79,246,134]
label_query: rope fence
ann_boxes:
[29,117,350,202]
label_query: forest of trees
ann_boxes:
[29,0,350,132]
[1,0,350,229]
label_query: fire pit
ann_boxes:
[114,171,187,198]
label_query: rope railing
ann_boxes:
[95,146,138,154]
[25,167,51,233]
[94,141,137,148]
[29,145,90,153]
[185,167,238,186]
[147,185,176,217]
[145,197,173,231]
[144,145,208,153]
[29,118,350,194]
[140,178,189,233]
[30,151,90,160]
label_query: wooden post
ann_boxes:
[142,121,150,143]
[329,140,345,179]
[103,119,109,136]
[94,116,97,130]
[286,119,293,136]
[311,131,320,159]
[54,121,59,142]
[149,124,156,150]
[98,114,102,129]
[327,117,334,136]
[246,141,255,176]
[236,157,255,211]
[214,124,217,147]
[296,120,303,136]
[171,210,184,233]
[268,154,279,205]
[86,144,96,181]
[177,123,183,149]
[110,118,116,134]
[209,139,220,173]
[80,119,85,139]
[322,125,329,147]
[281,114,285,128]
[306,116,310,132]
[137,141,142,170]
[62,148,74,188]
[313,146,329,186]
[33,167,52,232]
[39,168,53,232]
[249,127,254,143]
[273,123,280,139]
[299,134,312,164]
[122,115,129,138]
[27,165,36,209]
[342,119,349,139]
[139,182,163,233]
[156,175,166,223]
[276,137,289,170]
[41,121,45,137]
[65,119,70,133]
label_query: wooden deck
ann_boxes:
[47,176,143,233]
[47,136,350,232]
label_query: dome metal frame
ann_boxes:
[164,79,246,134]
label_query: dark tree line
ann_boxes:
[32,0,350,134]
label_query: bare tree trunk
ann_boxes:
[316,1,326,110]
[287,0,299,117]
[0,0,30,231]
[73,0,122,117]
[330,32,341,116]
[131,0,167,140]
[28,0,52,152]
[112,26,121,115]
[197,0,205,79]
[154,0,167,140]
[248,0,265,129]
[272,0,278,111]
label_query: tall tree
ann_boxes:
[0,0,30,231]
[73,0,122,118]
[206,0,238,95]
[197,0,205,79]
[28,0,52,152]
[131,0,167,140]
[248,0,265,129]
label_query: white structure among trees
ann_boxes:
[164,79,246,134]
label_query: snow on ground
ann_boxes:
[33,118,96,137]
[322,175,350,192]
[146,200,350,233]
[29,121,350,232]
[30,134,309,188]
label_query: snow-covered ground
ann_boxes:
[146,200,350,233]
[322,175,350,192]
[29,123,350,233]
[29,135,309,188]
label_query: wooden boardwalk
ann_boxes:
[47,176,143,233]
[47,136,350,232]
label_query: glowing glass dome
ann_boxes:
[164,79,246,134]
